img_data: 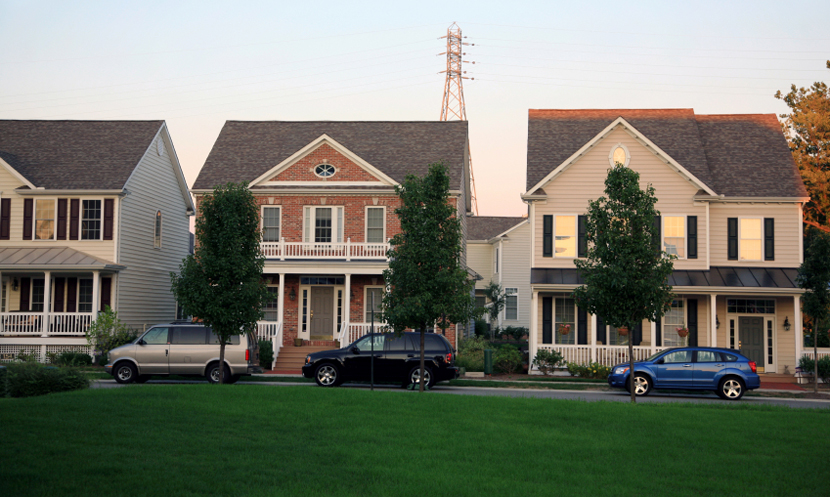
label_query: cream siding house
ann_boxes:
[0,120,194,362]
[523,109,809,376]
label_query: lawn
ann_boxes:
[1,386,828,497]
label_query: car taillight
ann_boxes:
[446,352,452,364]
[245,350,250,361]
[749,361,756,373]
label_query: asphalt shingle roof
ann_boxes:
[0,120,163,190]
[467,216,526,241]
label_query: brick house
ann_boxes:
[522,109,812,376]
[192,121,471,361]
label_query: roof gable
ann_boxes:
[467,216,527,241]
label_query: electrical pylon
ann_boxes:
[439,22,478,214]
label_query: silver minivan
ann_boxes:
[105,322,261,384]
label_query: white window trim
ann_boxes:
[364,206,386,244]
[303,206,344,243]
[313,163,337,178]
[79,198,104,242]
[494,247,499,274]
[608,142,631,167]
[33,198,57,241]
[662,214,687,260]
[261,205,282,243]
[78,278,94,313]
[554,214,578,259]
[504,287,519,321]
[554,297,576,345]
[662,298,687,347]
[738,217,763,262]
[364,286,385,323]
[154,210,162,249]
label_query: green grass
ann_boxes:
[1,386,828,497]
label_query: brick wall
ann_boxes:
[270,143,379,182]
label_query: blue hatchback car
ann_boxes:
[607,347,760,400]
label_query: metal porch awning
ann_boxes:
[0,247,126,272]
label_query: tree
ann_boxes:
[382,162,476,392]
[796,229,830,393]
[775,61,830,233]
[573,164,675,403]
[483,281,506,340]
[170,182,269,384]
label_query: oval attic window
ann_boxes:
[315,164,336,178]
[612,146,626,166]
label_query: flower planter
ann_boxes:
[558,325,571,336]
[676,327,689,338]
[293,338,303,347]
[617,326,629,336]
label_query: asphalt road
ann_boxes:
[91,380,830,409]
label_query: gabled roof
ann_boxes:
[0,120,164,190]
[525,109,807,198]
[193,121,469,190]
[467,216,526,241]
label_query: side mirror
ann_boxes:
[656,358,664,364]
[351,347,360,355]
[138,339,146,346]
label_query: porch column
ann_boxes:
[794,294,802,366]
[277,273,285,325]
[41,271,51,337]
[710,294,718,347]
[530,290,538,372]
[344,273,351,333]
[91,271,100,316]
[649,321,656,355]
[590,313,597,363]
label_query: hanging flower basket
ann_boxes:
[676,327,689,338]
[558,324,571,336]
[617,326,629,336]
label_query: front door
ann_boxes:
[739,317,764,372]
[310,287,334,340]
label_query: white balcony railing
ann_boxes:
[261,238,389,261]
[0,312,93,336]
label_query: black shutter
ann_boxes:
[543,215,553,257]
[53,278,65,312]
[101,278,112,310]
[577,306,587,345]
[577,215,587,258]
[633,321,643,346]
[655,317,662,346]
[652,215,661,252]
[687,216,697,259]
[596,315,606,345]
[69,199,80,240]
[542,297,552,344]
[764,218,774,261]
[0,198,10,240]
[687,299,698,347]
[57,199,67,240]
[103,199,114,240]
[727,218,738,260]
[23,198,33,240]
[66,278,77,313]
[20,277,30,311]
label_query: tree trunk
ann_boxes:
[419,325,426,393]
[628,337,636,404]
[219,340,226,385]
[815,318,820,394]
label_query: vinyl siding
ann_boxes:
[116,131,192,330]
[532,127,707,270]
[468,242,493,290]
[709,203,801,267]
[500,222,531,329]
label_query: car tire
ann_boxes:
[314,363,340,387]
[206,363,231,384]
[408,365,434,389]
[718,376,745,400]
[114,362,137,384]
[628,374,652,396]
[135,375,151,384]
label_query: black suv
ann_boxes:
[302,332,459,388]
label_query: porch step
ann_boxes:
[272,345,338,371]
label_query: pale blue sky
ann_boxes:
[1,1,828,215]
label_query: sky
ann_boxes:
[1,1,828,217]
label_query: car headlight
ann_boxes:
[305,356,311,365]
[614,367,629,375]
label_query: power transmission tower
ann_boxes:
[439,22,478,214]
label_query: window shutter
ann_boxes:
[303,207,311,243]
[69,199,80,240]
[764,218,774,261]
[596,315,606,345]
[66,278,77,313]
[53,278,65,312]
[687,299,698,347]
[577,215,587,257]
[652,215,661,252]
[727,218,738,260]
[687,216,697,259]
[0,198,10,240]
[100,277,112,310]
[20,277,31,311]
[655,317,662,346]
[632,322,643,346]
[542,297,552,344]
[57,199,67,240]
[23,198,33,240]
[542,215,553,257]
[577,306,587,345]
[103,199,114,240]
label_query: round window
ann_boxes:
[612,147,626,166]
[314,164,336,178]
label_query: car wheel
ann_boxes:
[408,365,434,389]
[314,363,340,387]
[629,374,652,396]
[206,363,231,384]
[135,375,151,384]
[114,362,137,384]
[719,376,745,400]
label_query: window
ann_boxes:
[35,199,55,240]
[81,200,101,240]
[662,300,686,346]
[304,206,344,243]
[608,143,630,167]
[555,216,576,257]
[475,295,486,309]
[142,327,169,345]
[727,299,774,314]
[78,279,93,313]
[172,327,206,344]
[366,207,385,243]
[154,211,162,248]
[555,298,575,345]
[354,333,384,351]
[262,206,281,242]
[365,287,383,323]
[314,164,336,178]
[697,350,718,362]
[663,216,685,258]
[505,288,518,320]
[264,287,279,321]
[739,218,762,260]
[31,279,45,312]
[662,350,692,363]
[607,326,629,346]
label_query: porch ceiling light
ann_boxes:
[12,278,18,291]
[289,288,296,301]
[783,316,791,332]
[716,315,720,329]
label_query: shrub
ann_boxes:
[566,362,611,380]
[259,339,274,369]
[15,350,39,363]
[4,362,90,398]
[0,365,6,397]
[497,326,528,341]
[47,351,93,367]
[457,336,488,372]
[798,355,830,384]
[474,319,490,338]
[532,349,565,375]
[86,306,138,360]
[494,344,523,374]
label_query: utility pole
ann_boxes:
[439,22,478,215]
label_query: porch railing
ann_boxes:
[256,321,282,370]
[260,238,389,261]
[0,312,92,336]
[801,349,830,361]
[337,322,387,347]
[535,344,667,368]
